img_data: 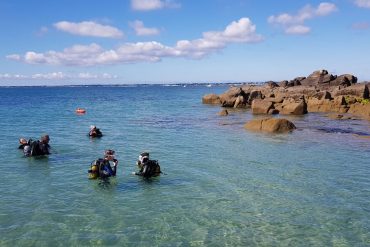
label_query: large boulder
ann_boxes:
[300,70,336,86]
[218,109,229,116]
[265,81,279,88]
[348,102,370,119]
[202,94,221,104]
[247,90,263,104]
[244,118,296,133]
[279,80,288,87]
[306,97,349,113]
[274,86,317,99]
[311,91,332,100]
[287,77,305,87]
[251,99,273,114]
[219,87,246,107]
[333,84,369,99]
[280,98,307,115]
[330,74,357,87]
[264,96,284,103]
[240,85,255,94]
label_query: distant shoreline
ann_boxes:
[0,82,260,88]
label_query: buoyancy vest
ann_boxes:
[141,160,161,178]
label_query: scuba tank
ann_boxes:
[88,160,100,179]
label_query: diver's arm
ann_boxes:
[111,159,118,176]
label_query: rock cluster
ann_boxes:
[203,69,370,120]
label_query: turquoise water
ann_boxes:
[0,85,369,246]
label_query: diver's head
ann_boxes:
[140,152,149,157]
[104,150,115,161]
[104,155,115,161]
[139,152,149,164]
[41,134,50,144]
[90,125,96,130]
[19,138,27,145]
[105,149,115,155]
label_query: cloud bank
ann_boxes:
[0,72,117,80]
[268,2,337,35]
[131,0,180,11]
[8,18,263,66]
[355,0,370,8]
[54,21,123,38]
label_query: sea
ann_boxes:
[0,84,369,246]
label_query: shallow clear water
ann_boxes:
[0,85,369,246]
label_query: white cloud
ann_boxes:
[355,0,370,8]
[204,18,262,43]
[0,73,27,79]
[6,54,21,60]
[131,0,180,11]
[0,72,117,80]
[54,21,123,38]
[7,18,263,66]
[285,25,311,35]
[268,2,337,35]
[130,20,160,36]
[174,18,263,59]
[36,26,49,36]
[32,72,65,79]
[352,22,370,30]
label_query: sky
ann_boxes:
[0,0,369,86]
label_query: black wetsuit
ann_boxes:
[136,160,161,178]
[25,141,50,156]
[39,142,50,155]
[89,129,103,137]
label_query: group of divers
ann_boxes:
[18,125,162,179]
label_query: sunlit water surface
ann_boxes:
[0,85,369,246]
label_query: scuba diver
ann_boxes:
[133,152,161,178]
[23,135,51,157]
[88,150,118,179]
[89,125,103,138]
[18,138,28,149]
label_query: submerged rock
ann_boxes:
[316,127,369,136]
[218,109,229,116]
[244,118,296,133]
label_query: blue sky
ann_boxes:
[0,0,369,85]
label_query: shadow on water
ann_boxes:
[90,174,188,194]
[92,178,118,192]
[132,173,195,187]
[25,155,50,165]
[316,127,370,136]
[22,155,51,177]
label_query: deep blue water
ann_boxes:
[0,84,369,246]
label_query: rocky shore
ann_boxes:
[203,70,370,133]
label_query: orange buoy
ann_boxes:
[76,108,86,114]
